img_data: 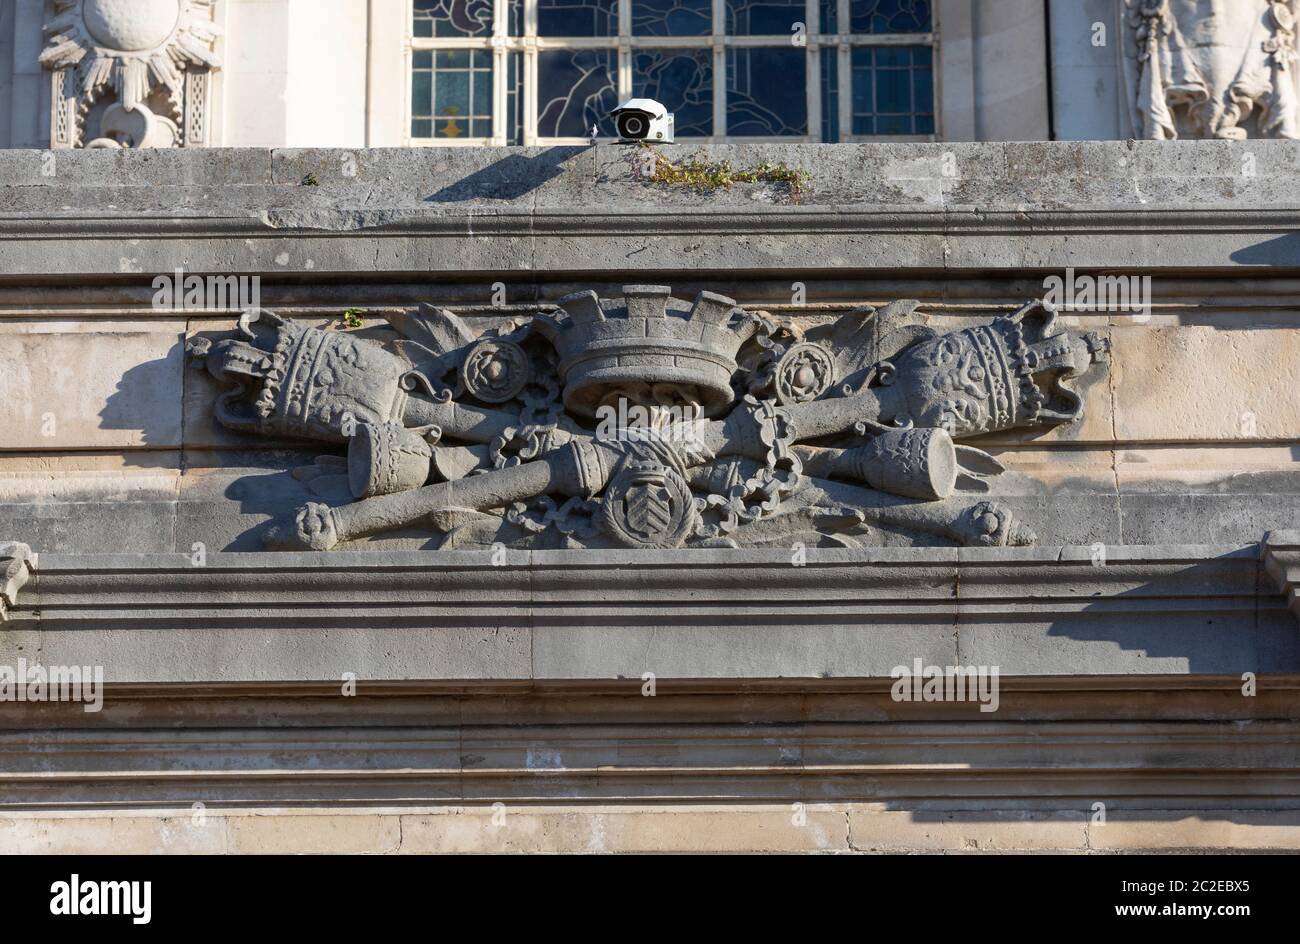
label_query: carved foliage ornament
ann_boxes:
[189,289,1110,552]
[1124,0,1300,139]
[41,0,221,148]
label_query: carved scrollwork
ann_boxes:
[193,287,1108,552]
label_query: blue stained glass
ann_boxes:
[850,45,934,136]
[412,45,493,140]
[726,0,805,35]
[726,47,806,136]
[413,71,433,117]
[633,0,711,36]
[537,49,619,137]
[851,58,869,112]
[437,72,470,115]
[412,0,494,37]
[633,49,713,136]
[538,0,619,36]
[820,0,837,32]
[849,0,931,34]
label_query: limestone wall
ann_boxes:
[2,142,1299,852]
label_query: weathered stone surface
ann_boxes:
[0,325,184,449]
[11,545,1295,681]
[1112,326,1300,442]
[3,142,1300,278]
[3,141,1300,852]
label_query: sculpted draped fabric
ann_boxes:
[1124,0,1299,139]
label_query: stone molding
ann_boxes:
[11,542,1297,681]
[4,141,1300,276]
[1,678,1298,817]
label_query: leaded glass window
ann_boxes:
[407,0,938,144]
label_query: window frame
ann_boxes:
[403,0,940,145]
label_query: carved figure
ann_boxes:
[1124,0,1299,139]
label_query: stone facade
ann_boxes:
[1,141,1299,853]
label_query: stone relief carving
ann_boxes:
[0,543,35,621]
[1123,0,1299,139]
[189,290,1110,552]
[40,0,221,149]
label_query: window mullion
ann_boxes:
[523,0,539,145]
[837,0,850,142]
[805,0,819,143]
[492,0,507,144]
[712,0,726,137]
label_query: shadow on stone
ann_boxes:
[1230,232,1300,266]
[98,341,184,451]
[424,146,588,202]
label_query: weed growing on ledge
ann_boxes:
[635,144,812,202]
[340,308,365,328]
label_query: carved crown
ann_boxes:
[536,286,759,419]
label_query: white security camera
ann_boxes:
[611,98,675,143]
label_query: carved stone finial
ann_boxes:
[0,543,36,622]
[40,0,221,149]
[1123,0,1299,139]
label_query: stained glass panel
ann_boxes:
[632,0,711,37]
[412,49,494,139]
[413,0,494,37]
[849,0,932,34]
[633,49,713,137]
[726,47,806,136]
[851,45,933,135]
[820,0,837,33]
[537,49,619,137]
[726,0,804,35]
[411,0,939,144]
[538,0,619,36]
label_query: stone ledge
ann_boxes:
[7,543,1297,681]
[2,142,1299,277]
[6,807,1298,854]
[2,681,1298,813]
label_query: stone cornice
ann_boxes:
[1,142,1299,276]
[10,543,1295,682]
[2,680,1298,812]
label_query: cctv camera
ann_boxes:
[611,98,675,143]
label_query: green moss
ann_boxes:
[301,172,320,186]
[635,145,812,201]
